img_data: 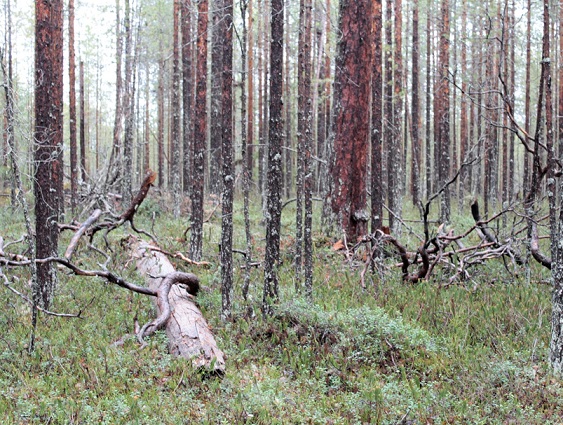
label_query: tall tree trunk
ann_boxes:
[190,0,208,261]
[122,0,134,205]
[558,0,563,172]
[220,0,234,320]
[157,53,165,189]
[302,0,314,299]
[410,0,420,206]
[2,0,16,207]
[425,0,433,198]
[458,0,468,207]
[508,0,515,203]
[68,0,77,213]
[437,0,450,222]
[79,61,86,183]
[283,0,292,199]
[295,0,312,286]
[34,0,64,309]
[261,5,270,205]
[257,2,265,194]
[263,0,283,315]
[392,0,403,226]
[371,0,383,233]
[209,0,223,196]
[143,65,150,173]
[182,0,194,195]
[385,0,394,228]
[171,0,182,217]
[2,0,38,351]
[315,0,331,194]
[108,0,123,191]
[522,0,532,197]
[483,16,499,215]
[247,0,255,183]
[542,0,563,375]
[240,0,253,301]
[329,0,374,241]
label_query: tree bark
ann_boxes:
[437,0,450,222]
[35,0,64,309]
[523,0,532,197]
[295,0,312,286]
[108,0,123,192]
[240,0,253,301]
[79,61,86,183]
[246,0,255,183]
[329,0,374,241]
[410,0,421,206]
[425,1,433,198]
[182,0,194,195]
[157,52,165,189]
[393,0,403,223]
[540,0,563,375]
[263,0,284,315]
[371,0,383,233]
[68,0,77,213]
[171,0,182,217]
[209,0,224,196]
[121,0,136,206]
[190,0,208,261]
[458,0,469,206]
[385,0,395,230]
[220,0,234,320]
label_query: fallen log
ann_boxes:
[130,236,226,375]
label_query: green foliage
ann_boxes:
[0,202,561,424]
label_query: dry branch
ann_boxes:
[471,200,524,265]
[530,221,551,269]
[89,170,157,241]
[64,209,102,260]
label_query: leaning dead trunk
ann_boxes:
[132,236,225,375]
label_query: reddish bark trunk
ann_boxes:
[330,0,374,241]
[69,0,77,213]
[181,0,194,194]
[190,0,208,261]
[384,0,394,229]
[35,0,64,308]
[437,0,450,222]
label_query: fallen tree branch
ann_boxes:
[89,170,157,242]
[376,231,429,284]
[64,209,102,260]
[0,272,81,318]
[142,245,212,267]
[530,221,551,269]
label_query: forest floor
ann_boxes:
[0,194,561,424]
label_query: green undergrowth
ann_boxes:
[0,197,561,423]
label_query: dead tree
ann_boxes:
[132,237,225,374]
